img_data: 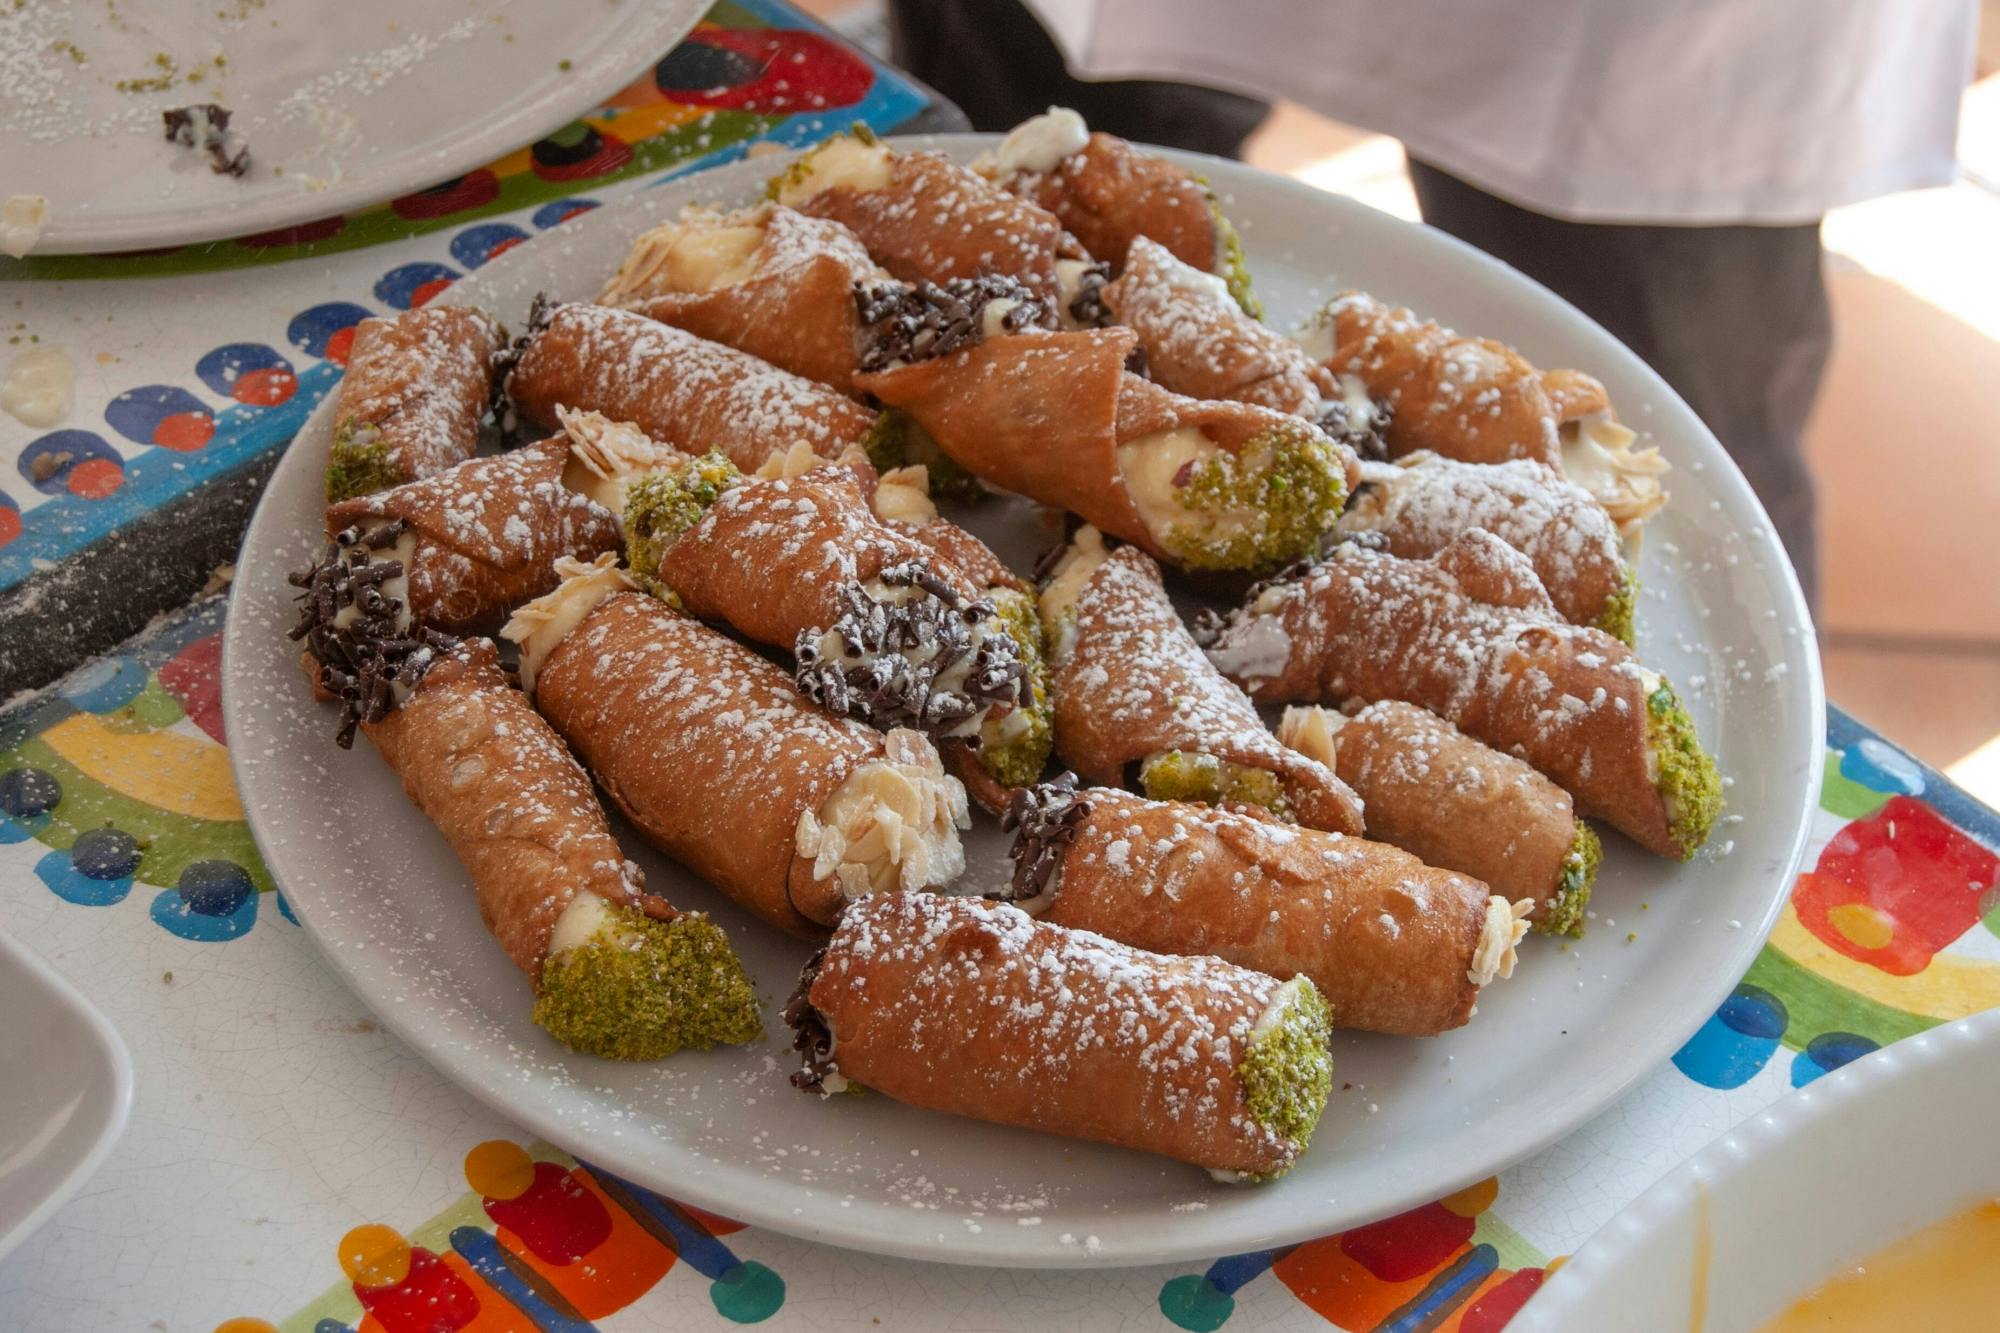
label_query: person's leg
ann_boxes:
[1408,160,1828,608]
[888,0,1269,158]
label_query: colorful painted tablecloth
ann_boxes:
[0,592,1994,1332]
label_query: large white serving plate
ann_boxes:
[1515,1007,2000,1331]
[0,928,133,1263]
[0,0,706,255]
[221,137,1824,1267]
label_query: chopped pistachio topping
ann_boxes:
[978,589,1054,789]
[1647,681,1722,858]
[622,452,741,582]
[325,426,403,502]
[1237,976,1332,1165]
[1201,182,1262,320]
[1162,424,1347,572]
[533,906,763,1062]
[1138,749,1290,818]
[1538,819,1601,938]
[1593,564,1639,646]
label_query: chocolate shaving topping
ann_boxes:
[783,947,838,1093]
[163,104,248,177]
[1122,342,1150,378]
[997,772,1090,902]
[492,291,559,434]
[287,521,457,748]
[1315,394,1393,463]
[795,562,1027,737]
[855,276,1055,372]
[1191,555,1326,647]
[1066,260,1113,329]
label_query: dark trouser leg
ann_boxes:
[1408,159,1828,609]
[888,0,1270,159]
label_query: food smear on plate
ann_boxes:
[1760,1199,2000,1332]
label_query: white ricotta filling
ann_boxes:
[501,553,637,693]
[599,207,768,305]
[979,106,1089,177]
[1,194,49,259]
[556,407,677,516]
[1560,411,1669,536]
[772,135,893,206]
[1116,426,1261,556]
[1036,524,1112,657]
[872,465,939,526]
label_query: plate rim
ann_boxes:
[21,0,709,255]
[0,926,135,1264]
[222,134,1827,1268]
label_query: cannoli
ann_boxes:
[1039,527,1362,834]
[1002,778,1527,1037]
[855,308,1355,573]
[1279,702,1599,936]
[769,128,1106,326]
[978,108,1260,317]
[321,436,621,637]
[327,305,501,502]
[503,301,891,475]
[1337,452,1637,641]
[786,890,1332,1180]
[1102,236,1334,416]
[1200,529,1721,860]
[504,560,970,936]
[1543,368,1670,536]
[600,203,887,396]
[287,542,759,1062]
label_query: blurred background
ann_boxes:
[804,0,2000,809]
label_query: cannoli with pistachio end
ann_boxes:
[1279,702,1599,937]
[857,319,1356,573]
[769,127,1107,327]
[505,563,970,936]
[1338,451,1636,642]
[502,301,892,475]
[1200,529,1722,859]
[1541,368,1670,538]
[978,107,1261,317]
[286,546,759,1062]
[326,304,502,502]
[1101,237,1333,415]
[785,889,1332,1180]
[321,435,621,637]
[1001,778,1528,1038]
[1038,527,1363,835]
[600,203,887,395]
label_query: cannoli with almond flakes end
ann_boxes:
[786,890,1331,1181]
[1337,451,1637,641]
[977,108,1261,317]
[1279,702,1599,937]
[1543,368,1670,538]
[504,563,970,936]
[285,547,759,1063]
[1038,527,1362,835]
[601,202,887,395]
[321,435,621,637]
[326,304,502,502]
[1200,529,1721,860]
[1001,779,1528,1038]
[857,317,1356,574]
[502,300,892,476]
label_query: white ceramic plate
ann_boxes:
[1,0,707,255]
[221,137,1825,1267]
[0,928,133,1263]
[1514,1007,2000,1332]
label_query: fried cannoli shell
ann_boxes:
[1035,789,1498,1037]
[507,303,880,473]
[1017,132,1219,277]
[330,305,500,499]
[1053,544,1362,834]
[1103,237,1331,414]
[613,206,885,395]
[1338,453,1626,628]
[799,891,1313,1176]
[901,517,1030,596]
[1316,292,1561,467]
[1207,531,1679,857]
[856,327,1339,563]
[324,437,620,636]
[795,151,1080,307]
[532,591,891,936]
[363,638,661,980]
[1292,700,1586,924]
